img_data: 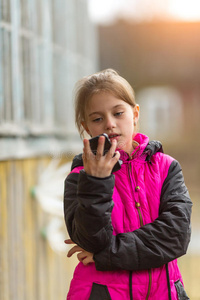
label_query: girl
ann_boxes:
[64,69,192,300]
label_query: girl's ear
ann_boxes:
[133,104,140,123]
[81,121,91,136]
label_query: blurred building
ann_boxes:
[99,21,200,87]
[0,1,98,299]
[99,20,200,185]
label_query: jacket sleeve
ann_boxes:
[64,169,115,253]
[94,160,192,271]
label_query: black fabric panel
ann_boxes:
[64,170,115,253]
[174,280,190,300]
[71,153,83,170]
[144,140,163,161]
[89,283,112,300]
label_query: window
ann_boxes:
[137,86,183,141]
[0,0,98,159]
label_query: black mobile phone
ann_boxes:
[89,133,122,173]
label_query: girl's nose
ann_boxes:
[105,117,116,130]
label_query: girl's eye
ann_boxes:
[115,112,123,117]
[92,117,102,122]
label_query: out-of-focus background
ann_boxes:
[0,0,200,299]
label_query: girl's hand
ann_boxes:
[64,239,94,266]
[82,135,120,178]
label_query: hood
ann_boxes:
[118,133,163,162]
[118,133,149,162]
[70,133,163,170]
[144,139,163,161]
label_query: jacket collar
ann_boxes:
[71,133,163,170]
[118,133,150,162]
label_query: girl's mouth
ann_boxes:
[108,134,120,141]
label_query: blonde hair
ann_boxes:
[74,68,136,137]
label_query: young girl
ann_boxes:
[64,69,192,300]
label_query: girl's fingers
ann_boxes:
[77,251,94,265]
[83,136,105,161]
[112,150,120,163]
[83,138,95,163]
[105,139,120,164]
[81,255,94,266]
[67,245,94,265]
[95,135,105,159]
[107,139,117,158]
[67,245,83,257]
[77,251,87,261]
[83,139,91,157]
[82,136,121,177]
[64,239,75,244]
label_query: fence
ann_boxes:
[0,158,77,300]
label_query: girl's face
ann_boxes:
[83,91,139,154]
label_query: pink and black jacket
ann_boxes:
[64,133,192,300]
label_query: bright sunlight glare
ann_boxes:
[87,0,123,24]
[87,0,200,24]
[169,0,200,21]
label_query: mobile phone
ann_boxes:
[89,133,122,173]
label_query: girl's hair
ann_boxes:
[74,68,136,137]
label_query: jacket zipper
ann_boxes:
[128,163,152,300]
[146,269,152,300]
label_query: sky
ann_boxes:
[87,0,200,24]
